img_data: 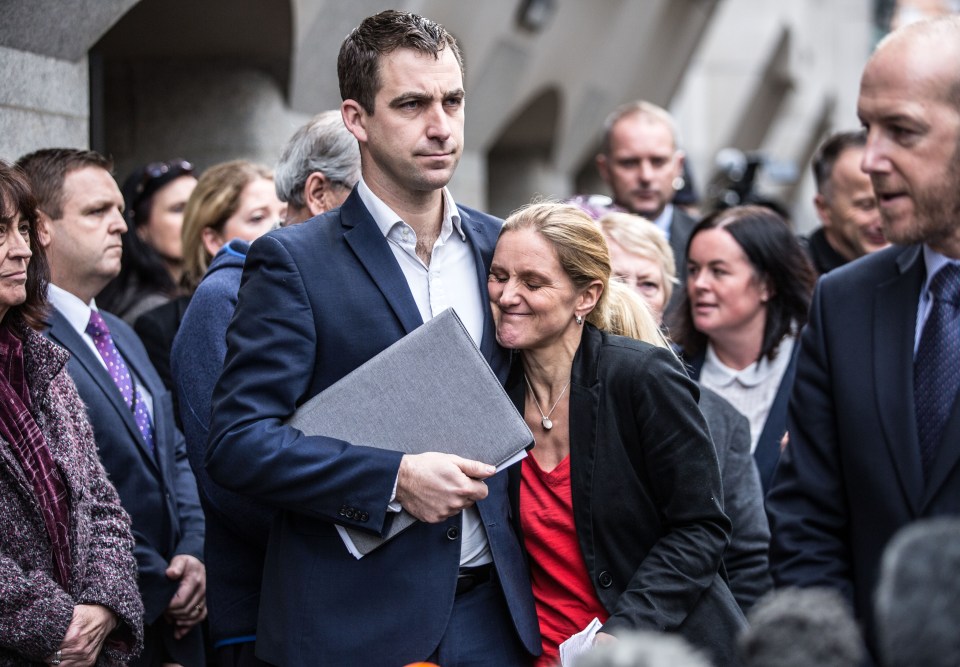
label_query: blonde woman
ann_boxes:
[490,202,745,666]
[132,161,284,399]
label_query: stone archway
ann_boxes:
[92,0,301,176]
[486,87,561,218]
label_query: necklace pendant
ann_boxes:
[542,416,553,430]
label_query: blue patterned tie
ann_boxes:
[914,263,960,480]
[86,311,155,452]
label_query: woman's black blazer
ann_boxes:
[508,325,746,665]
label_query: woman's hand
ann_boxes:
[47,604,118,666]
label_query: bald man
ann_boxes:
[767,16,960,661]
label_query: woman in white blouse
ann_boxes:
[672,205,816,491]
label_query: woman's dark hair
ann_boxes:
[0,161,50,331]
[98,159,194,315]
[671,205,816,362]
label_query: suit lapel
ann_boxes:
[874,247,924,513]
[568,328,601,553]
[754,342,800,489]
[458,208,504,373]
[107,314,168,473]
[340,192,423,335]
[46,309,161,474]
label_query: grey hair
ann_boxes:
[573,631,712,667]
[739,587,865,667]
[875,518,960,667]
[274,110,361,208]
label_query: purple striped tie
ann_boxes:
[86,310,155,452]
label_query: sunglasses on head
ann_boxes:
[138,158,193,188]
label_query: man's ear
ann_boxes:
[304,172,330,216]
[341,100,368,144]
[36,211,53,249]
[595,153,611,185]
[813,193,832,228]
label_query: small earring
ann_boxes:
[575,314,583,325]
[672,175,686,191]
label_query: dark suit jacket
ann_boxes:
[206,190,540,666]
[45,307,205,666]
[685,343,799,492]
[134,295,191,428]
[508,326,745,665]
[767,244,960,658]
[665,207,698,316]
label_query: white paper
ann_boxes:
[559,617,603,666]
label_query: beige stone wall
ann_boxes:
[0,0,875,221]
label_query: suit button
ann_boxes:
[359,512,369,522]
[345,509,356,519]
[338,505,348,517]
[446,526,460,540]
[598,571,613,588]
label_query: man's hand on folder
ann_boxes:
[395,453,496,523]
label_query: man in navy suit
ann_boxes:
[595,100,697,312]
[17,149,206,667]
[206,10,539,667]
[766,16,960,661]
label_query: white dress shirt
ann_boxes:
[357,178,492,567]
[700,335,795,453]
[652,203,675,240]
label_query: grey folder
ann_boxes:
[286,308,533,556]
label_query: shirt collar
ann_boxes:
[701,335,795,389]
[357,177,465,242]
[922,244,960,296]
[652,203,675,236]
[47,284,100,337]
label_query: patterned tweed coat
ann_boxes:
[0,323,143,665]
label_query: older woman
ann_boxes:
[489,202,745,666]
[98,160,197,323]
[672,205,817,491]
[599,212,678,324]
[600,211,772,612]
[132,161,283,404]
[0,161,143,665]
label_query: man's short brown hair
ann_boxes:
[16,148,113,220]
[337,10,464,115]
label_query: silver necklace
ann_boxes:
[524,374,571,430]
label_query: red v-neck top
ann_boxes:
[521,455,608,666]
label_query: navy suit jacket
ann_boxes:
[684,343,798,492]
[45,307,205,665]
[767,244,960,657]
[206,190,540,666]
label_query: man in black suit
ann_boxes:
[766,16,960,661]
[18,149,206,667]
[807,130,887,275]
[596,100,697,311]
